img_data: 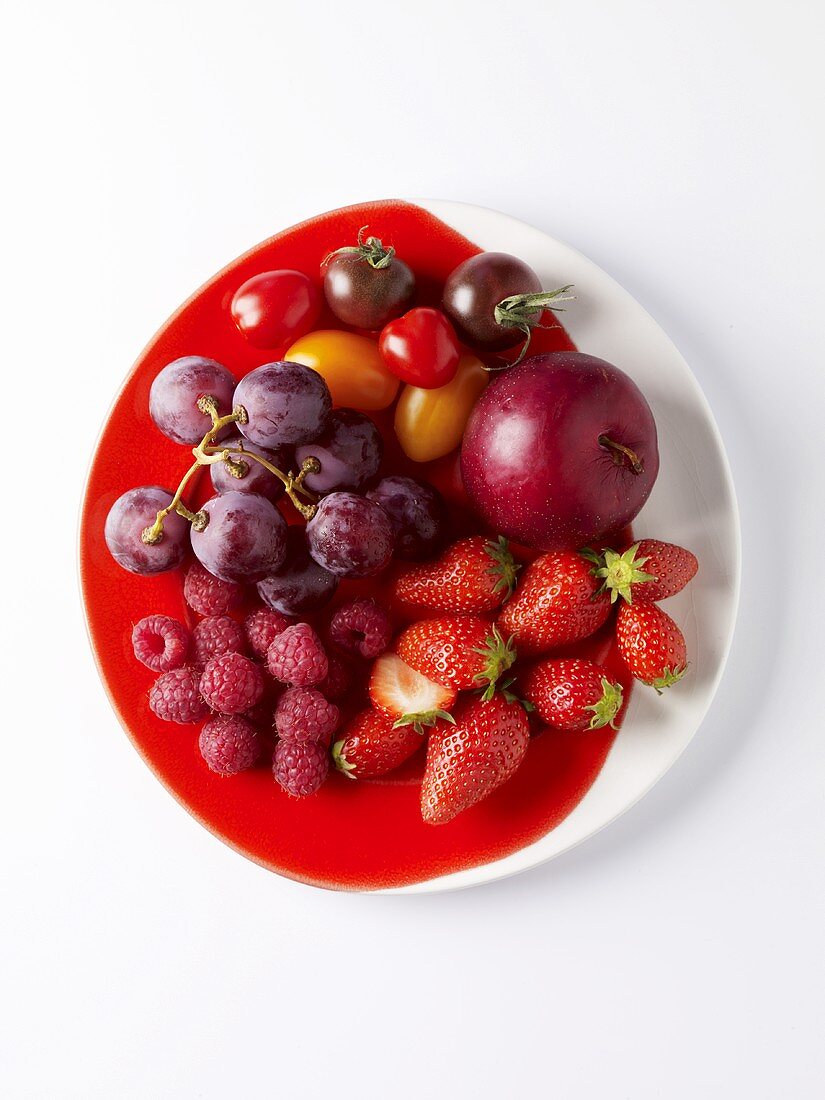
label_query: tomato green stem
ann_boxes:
[492,284,576,367]
[326,225,396,270]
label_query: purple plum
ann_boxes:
[461,352,659,550]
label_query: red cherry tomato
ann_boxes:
[378,307,460,389]
[231,270,321,349]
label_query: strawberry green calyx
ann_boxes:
[472,626,517,701]
[497,678,535,712]
[586,678,624,729]
[331,739,357,778]
[483,536,521,600]
[646,665,688,695]
[393,709,455,736]
[582,544,657,604]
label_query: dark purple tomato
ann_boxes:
[323,233,415,330]
[230,270,321,349]
[442,252,542,350]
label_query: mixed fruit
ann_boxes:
[103,229,698,827]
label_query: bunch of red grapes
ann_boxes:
[105,355,444,597]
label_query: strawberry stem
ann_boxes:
[483,536,520,601]
[393,709,455,735]
[331,740,357,778]
[646,665,688,694]
[582,544,657,604]
[497,677,534,712]
[586,678,624,729]
[472,627,517,700]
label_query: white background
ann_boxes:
[2,1,823,1097]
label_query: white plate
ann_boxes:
[383,199,741,894]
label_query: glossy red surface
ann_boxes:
[80,199,631,891]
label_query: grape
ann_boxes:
[190,491,288,583]
[149,356,237,445]
[209,435,291,503]
[104,486,189,575]
[366,476,445,560]
[233,361,331,449]
[305,492,394,578]
[256,526,338,615]
[294,409,382,493]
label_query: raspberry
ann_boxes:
[199,715,261,775]
[192,615,246,665]
[318,655,351,702]
[132,615,190,672]
[329,598,392,659]
[183,561,244,616]
[275,687,340,745]
[200,652,264,714]
[149,667,209,724]
[273,738,329,797]
[267,623,328,686]
[244,607,292,660]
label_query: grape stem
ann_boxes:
[141,396,320,544]
[140,458,209,544]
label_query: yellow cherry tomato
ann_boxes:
[285,330,399,411]
[394,353,488,462]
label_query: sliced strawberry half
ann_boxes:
[368,652,457,734]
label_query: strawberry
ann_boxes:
[616,602,687,691]
[393,535,519,613]
[396,616,515,697]
[583,539,698,604]
[524,657,623,731]
[332,708,424,779]
[369,652,457,733]
[420,694,530,825]
[497,550,611,656]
